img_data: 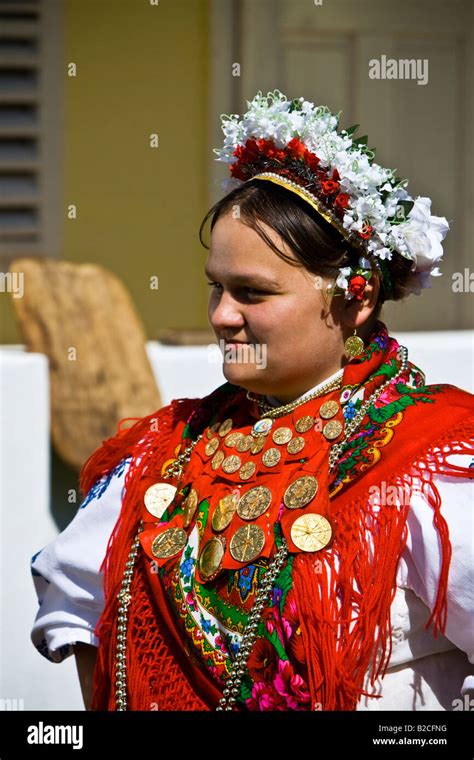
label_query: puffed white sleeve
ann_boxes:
[400,453,474,694]
[30,456,131,663]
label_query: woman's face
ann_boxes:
[206,211,378,403]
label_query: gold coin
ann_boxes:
[198,537,225,580]
[319,400,340,419]
[205,437,220,456]
[151,527,187,559]
[218,418,233,437]
[212,492,239,531]
[262,448,281,467]
[322,419,343,440]
[211,450,225,470]
[250,435,266,454]
[290,513,332,552]
[224,431,244,447]
[207,422,220,438]
[295,415,314,433]
[283,475,319,509]
[230,524,265,563]
[272,426,293,445]
[222,454,242,474]
[237,486,272,521]
[236,435,253,452]
[344,335,365,358]
[144,482,177,519]
[239,461,256,480]
[182,488,199,528]
[287,436,305,454]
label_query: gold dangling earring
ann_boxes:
[344,329,365,358]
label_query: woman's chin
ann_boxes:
[221,363,265,385]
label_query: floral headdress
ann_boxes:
[214,90,450,301]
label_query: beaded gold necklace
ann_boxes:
[246,370,343,419]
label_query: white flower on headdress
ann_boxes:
[335,267,352,291]
[399,196,449,273]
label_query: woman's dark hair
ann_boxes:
[199,180,414,315]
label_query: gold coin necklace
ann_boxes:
[115,346,408,712]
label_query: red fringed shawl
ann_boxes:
[80,377,474,711]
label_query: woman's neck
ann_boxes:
[265,366,345,407]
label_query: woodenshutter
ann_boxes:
[0,0,62,268]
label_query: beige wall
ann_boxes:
[1,0,210,344]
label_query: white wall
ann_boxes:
[0,348,84,710]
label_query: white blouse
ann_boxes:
[30,452,474,711]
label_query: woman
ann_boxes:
[31,91,474,711]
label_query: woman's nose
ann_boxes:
[209,291,245,331]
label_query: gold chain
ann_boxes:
[246,372,343,419]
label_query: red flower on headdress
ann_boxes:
[258,139,287,163]
[334,192,349,210]
[321,180,340,196]
[358,222,373,240]
[274,150,287,162]
[321,168,341,196]
[257,138,277,158]
[287,137,307,160]
[303,149,320,172]
[348,274,368,301]
[234,138,260,164]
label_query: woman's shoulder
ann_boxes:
[416,381,474,435]
[392,380,474,435]
[422,382,474,408]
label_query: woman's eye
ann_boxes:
[206,281,266,297]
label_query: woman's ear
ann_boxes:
[342,272,381,331]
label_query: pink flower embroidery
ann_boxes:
[246,681,287,711]
[373,383,402,408]
[273,660,311,710]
